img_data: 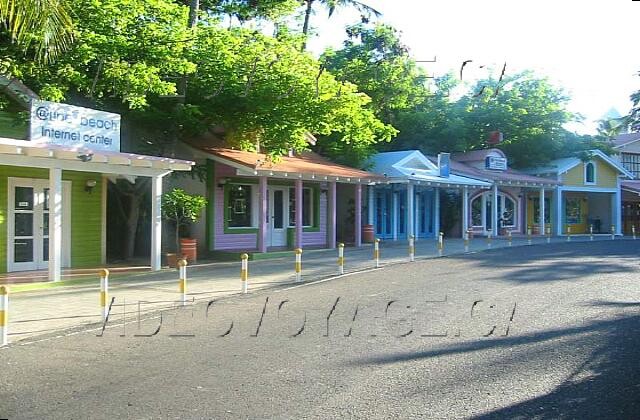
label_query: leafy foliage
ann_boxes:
[162,188,207,252]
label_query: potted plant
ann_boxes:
[162,188,207,267]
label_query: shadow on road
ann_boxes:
[351,301,640,419]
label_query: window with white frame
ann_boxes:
[584,162,596,184]
[288,187,313,227]
[621,153,640,178]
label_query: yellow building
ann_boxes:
[526,150,632,235]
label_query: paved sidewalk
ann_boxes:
[3,234,629,344]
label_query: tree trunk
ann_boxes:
[124,194,142,260]
[301,0,314,50]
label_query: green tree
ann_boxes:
[0,0,74,62]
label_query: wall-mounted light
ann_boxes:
[85,179,97,193]
[217,178,228,189]
[77,152,93,162]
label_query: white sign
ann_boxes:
[485,156,508,171]
[30,100,120,152]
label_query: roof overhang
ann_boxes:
[0,137,193,177]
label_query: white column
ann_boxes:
[392,191,398,240]
[150,175,163,271]
[354,183,362,247]
[48,167,62,282]
[555,187,563,236]
[407,183,415,239]
[492,183,499,236]
[295,178,303,248]
[614,179,622,235]
[434,188,440,239]
[257,176,267,253]
[100,176,107,265]
[328,181,337,248]
[539,187,545,236]
[367,185,375,225]
[462,186,469,237]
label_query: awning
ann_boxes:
[0,137,193,176]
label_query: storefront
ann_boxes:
[181,140,378,254]
[367,150,491,240]
[450,149,559,236]
[526,150,632,235]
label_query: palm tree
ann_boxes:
[0,0,74,63]
[301,0,381,48]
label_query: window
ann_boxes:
[288,187,313,227]
[533,198,551,224]
[501,195,515,227]
[566,198,582,224]
[621,153,640,178]
[585,162,596,184]
[227,184,253,228]
[471,196,483,226]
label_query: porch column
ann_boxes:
[150,175,163,271]
[462,186,469,236]
[392,191,399,240]
[354,183,362,247]
[258,176,267,253]
[555,187,563,236]
[48,167,62,282]
[492,183,499,236]
[295,178,303,249]
[613,181,622,235]
[328,181,337,248]
[434,188,440,239]
[539,187,546,236]
[367,185,375,225]
[407,183,415,239]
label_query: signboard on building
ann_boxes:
[486,156,508,171]
[30,100,121,152]
[438,153,450,177]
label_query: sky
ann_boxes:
[305,0,639,134]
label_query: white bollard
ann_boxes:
[438,232,444,256]
[409,235,415,262]
[527,226,532,245]
[0,286,7,346]
[507,229,512,247]
[546,226,551,244]
[486,229,492,248]
[99,268,109,322]
[241,253,249,294]
[374,238,380,268]
[567,226,571,242]
[295,248,302,282]
[338,243,345,275]
[611,225,615,240]
[590,225,594,241]
[178,259,188,306]
[464,232,469,253]
[633,225,637,240]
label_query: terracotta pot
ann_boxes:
[180,238,197,262]
[166,253,178,268]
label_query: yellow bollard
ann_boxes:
[633,225,637,240]
[178,259,188,306]
[527,226,532,245]
[294,248,302,282]
[374,238,380,268]
[567,226,571,242]
[589,225,594,241]
[546,226,551,244]
[99,268,109,322]
[241,253,249,294]
[409,235,415,262]
[611,225,615,240]
[337,243,345,275]
[0,286,7,346]
[438,232,444,256]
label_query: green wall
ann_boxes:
[0,166,103,272]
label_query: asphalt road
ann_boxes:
[1,241,640,419]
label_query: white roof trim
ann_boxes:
[554,150,633,179]
[0,136,193,176]
[393,150,439,172]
